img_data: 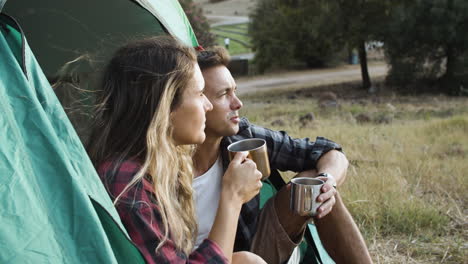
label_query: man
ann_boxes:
[193,47,372,264]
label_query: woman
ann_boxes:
[87,36,264,263]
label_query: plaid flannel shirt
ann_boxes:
[98,161,228,264]
[220,118,342,252]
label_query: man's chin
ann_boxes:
[220,125,239,137]
[229,124,240,136]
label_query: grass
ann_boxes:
[239,84,468,263]
[211,23,252,55]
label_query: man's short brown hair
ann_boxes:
[197,46,231,71]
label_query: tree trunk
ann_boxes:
[445,45,456,77]
[441,0,458,94]
[358,40,371,90]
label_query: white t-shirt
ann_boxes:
[193,156,223,248]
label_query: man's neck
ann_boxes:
[193,135,223,177]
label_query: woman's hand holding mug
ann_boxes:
[223,151,262,204]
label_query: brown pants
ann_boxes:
[251,197,304,264]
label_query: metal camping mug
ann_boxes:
[227,138,271,181]
[290,177,325,217]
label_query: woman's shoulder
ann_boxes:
[97,159,147,200]
[98,160,141,178]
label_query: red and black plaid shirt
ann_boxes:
[98,161,228,264]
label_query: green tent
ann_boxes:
[3,0,198,79]
[0,0,197,262]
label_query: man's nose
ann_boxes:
[204,95,213,112]
[231,94,243,110]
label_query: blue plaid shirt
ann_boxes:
[220,118,342,252]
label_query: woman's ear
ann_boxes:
[169,110,174,122]
[169,107,178,125]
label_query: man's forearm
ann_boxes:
[316,150,348,186]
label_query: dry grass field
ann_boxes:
[240,82,468,263]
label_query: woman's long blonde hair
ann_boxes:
[87,36,198,254]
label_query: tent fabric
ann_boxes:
[0,14,144,263]
[92,201,146,263]
[3,0,166,78]
[3,0,197,79]
[136,0,199,47]
[0,0,5,12]
[308,224,334,264]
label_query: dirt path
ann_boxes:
[194,0,257,17]
[236,63,388,95]
[206,15,248,27]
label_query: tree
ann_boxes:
[250,0,392,90]
[335,0,395,90]
[179,0,216,47]
[249,0,346,73]
[383,0,468,94]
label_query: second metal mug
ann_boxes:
[290,177,324,216]
[227,138,271,181]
